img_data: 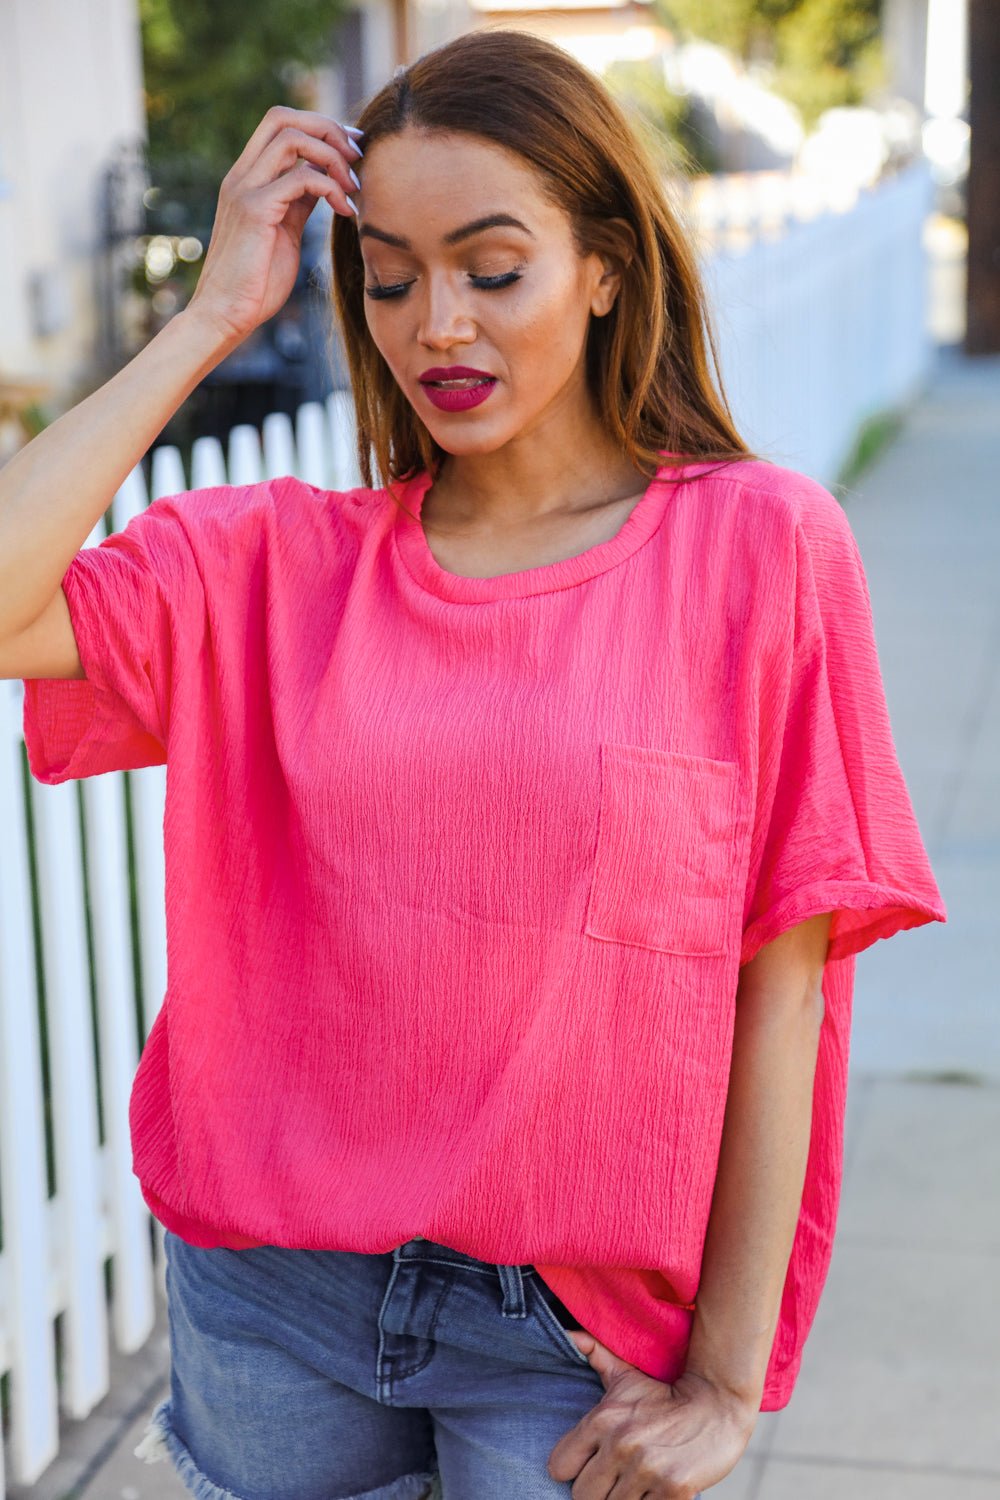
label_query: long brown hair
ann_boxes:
[331,27,761,491]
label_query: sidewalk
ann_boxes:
[16,344,1000,1499]
[719,342,1000,1498]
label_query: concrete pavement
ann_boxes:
[14,344,999,1499]
[717,342,1000,1498]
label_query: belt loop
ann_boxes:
[497,1262,527,1318]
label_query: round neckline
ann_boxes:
[389,460,688,603]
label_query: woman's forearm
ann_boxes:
[0,309,235,642]
[683,911,832,1414]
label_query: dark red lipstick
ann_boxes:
[419,366,498,412]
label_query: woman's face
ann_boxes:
[354,127,621,457]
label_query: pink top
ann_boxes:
[23,456,946,1409]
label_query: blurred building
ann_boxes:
[319,0,673,119]
[319,0,472,120]
[884,0,967,120]
[0,0,146,433]
[3,0,978,445]
[885,0,969,204]
[465,0,670,73]
[333,0,961,181]
[966,0,997,351]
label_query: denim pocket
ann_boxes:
[584,743,739,956]
[529,1280,595,1369]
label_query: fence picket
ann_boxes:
[190,435,227,491]
[30,774,109,1419]
[113,464,153,530]
[327,389,363,490]
[150,443,187,503]
[79,770,156,1354]
[295,401,330,487]
[228,423,264,486]
[0,682,60,1483]
[262,411,297,480]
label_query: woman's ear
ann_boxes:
[591,263,620,318]
[590,217,637,317]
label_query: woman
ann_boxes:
[1,29,945,1500]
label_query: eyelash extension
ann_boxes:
[364,270,524,300]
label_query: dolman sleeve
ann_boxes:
[740,484,946,966]
[22,491,207,784]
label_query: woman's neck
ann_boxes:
[426,433,652,532]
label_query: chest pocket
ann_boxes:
[584,742,740,956]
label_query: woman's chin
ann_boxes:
[424,427,514,459]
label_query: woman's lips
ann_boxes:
[420,376,498,412]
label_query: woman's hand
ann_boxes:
[186,106,363,348]
[546,1332,756,1499]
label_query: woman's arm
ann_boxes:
[0,106,360,658]
[548,910,832,1498]
[682,908,832,1411]
[0,312,233,656]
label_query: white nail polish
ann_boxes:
[345,195,359,215]
[349,168,361,191]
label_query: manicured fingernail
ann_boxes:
[349,167,361,191]
[345,195,359,215]
[346,136,364,158]
[345,125,365,137]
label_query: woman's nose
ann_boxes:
[417,278,477,349]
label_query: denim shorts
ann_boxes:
[136,1229,696,1500]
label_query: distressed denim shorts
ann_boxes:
[136,1228,688,1500]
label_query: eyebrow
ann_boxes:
[358,213,535,250]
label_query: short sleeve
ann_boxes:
[22,493,206,784]
[740,484,947,966]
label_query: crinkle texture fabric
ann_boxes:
[22,457,946,1410]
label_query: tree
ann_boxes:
[122,0,350,446]
[140,0,350,187]
[654,0,799,63]
[604,59,722,176]
[655,0,885,129]
[135,0,351,316]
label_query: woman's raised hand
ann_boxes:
[0,108,366,655]
[186,107,364,348]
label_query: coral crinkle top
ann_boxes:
[22,457,946,1409]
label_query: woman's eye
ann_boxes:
[472,270,523,290]
[365,282,407,300]
[364,280,414,300]
[363,270,523,301]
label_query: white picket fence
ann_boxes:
[0,157,934,1492]
[0,391,363,1492]
[705,156,934,485]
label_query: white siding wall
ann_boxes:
[0,0,145,397]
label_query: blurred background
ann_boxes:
[2,4,999,1500]
[0,0,988,476]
